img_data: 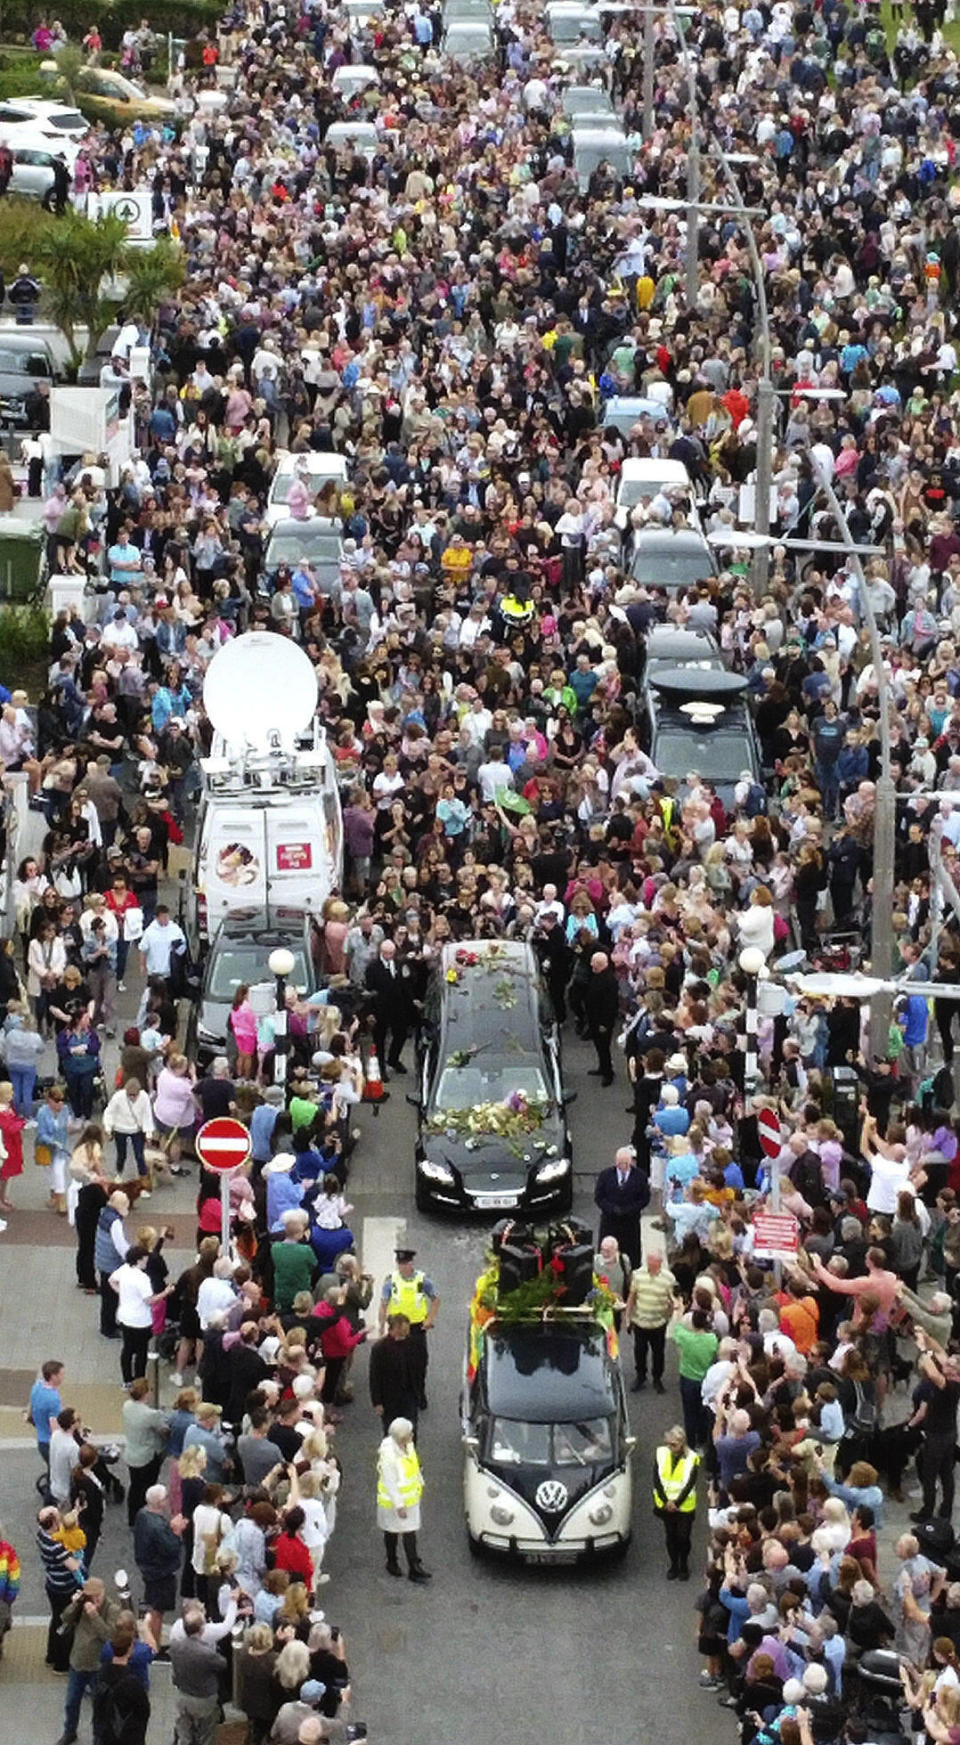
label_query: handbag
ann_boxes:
[34,1142,52,1167]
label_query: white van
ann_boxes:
[188,634,343,945]
[191,777,342,943]
[613,456,701,534]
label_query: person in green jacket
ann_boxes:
[272,1209,316,1313]
[669,1305,718,1450]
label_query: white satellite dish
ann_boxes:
[203,633,318,754]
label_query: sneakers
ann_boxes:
[171,1373,184,1387]
[700,1673,722,1690]
[117,981,126,992]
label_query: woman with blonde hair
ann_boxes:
[236,1621,278,1745]
[275,1589,311,1642]
[176,1441,207,1596]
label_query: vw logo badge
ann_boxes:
[535,1479,568,1514]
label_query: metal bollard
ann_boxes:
[146,1349,160,1408]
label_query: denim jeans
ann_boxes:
[64,1666,99,1738]
[114,1130,146,1176]
[8,1063,36,1117]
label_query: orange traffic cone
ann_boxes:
[364,1047,388,1115]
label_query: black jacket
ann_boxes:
[594,1164,651,1224]
[583,965,619,1033]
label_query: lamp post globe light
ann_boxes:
[268,947,297,1088]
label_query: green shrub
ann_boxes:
[1,0,222,47]
[0,52,48,98]
[0,198,56,281]
[0,604,50,689]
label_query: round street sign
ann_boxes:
[196,1116,252,1174]
[758,1108,782,1160]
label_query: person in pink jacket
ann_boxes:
[229,985,258,1079]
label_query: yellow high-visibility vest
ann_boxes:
[387,1270,428,1325]
[378,1446,424,1510]
[654,1445,698,1511]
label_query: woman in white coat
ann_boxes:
[735,886,776,961]
[376,1418,431,1583]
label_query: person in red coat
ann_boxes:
[272,1508,314,1590]
[0,1078,27,1210]
[309,1287,368,1405]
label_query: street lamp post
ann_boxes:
[709,151,774,596]
[739,945,766,1098]
[807,460,896,1059]
[268,947,296,1091]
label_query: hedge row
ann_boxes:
[2,0,222,47]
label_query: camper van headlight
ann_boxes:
[587,1502,614,1526]
[418,1158,455,1184]
[490,1503,515,1527]
[535,1156,571,1184]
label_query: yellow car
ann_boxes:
[41,64,179,129]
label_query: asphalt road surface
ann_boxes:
[0,1025,726,1745]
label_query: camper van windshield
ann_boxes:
[208,944,311,1000]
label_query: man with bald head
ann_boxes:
[584,949,619,1086]
[594,1145,650,1268]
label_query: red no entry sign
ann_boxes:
[196,1116,252,1174]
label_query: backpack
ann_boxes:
[844,1379,878,1439]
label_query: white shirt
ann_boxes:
[139,918,186,975]
[111,1262,153,1328]
[297,1495,330,1554]
[197,1275,238,1330]
[49,1425,79,1504]
[866,1150,910,1215]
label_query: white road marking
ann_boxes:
[360,1214,405,1343]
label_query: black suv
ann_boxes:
[640,668,762,807]
[411,940,574,1215]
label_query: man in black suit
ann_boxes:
[584,949,620,1085]
[594,1146,650,1268]
[365,938,413,1077]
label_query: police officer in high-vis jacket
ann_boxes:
[653,1424,700,1581]
[379,1249,440,1411]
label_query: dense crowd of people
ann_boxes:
[6,0,960,1735]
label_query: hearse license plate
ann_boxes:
[474,1193,517,1209]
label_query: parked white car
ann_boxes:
[6,133,78,201]
[0,97,89,141]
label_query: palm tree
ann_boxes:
[33,207,129,376]
[120,236,185,335]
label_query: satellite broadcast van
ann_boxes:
[186,634,343,948]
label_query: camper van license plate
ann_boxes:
[525,1551,578,1565]
[474,1193,517,1210]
